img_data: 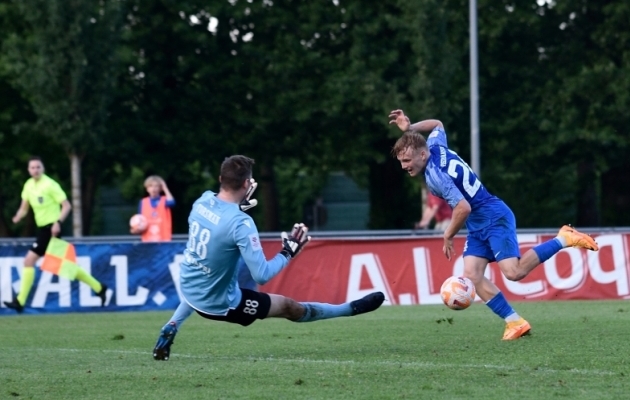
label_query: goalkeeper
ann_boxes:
[153,155,384,361]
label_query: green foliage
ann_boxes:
[0,128,70,235]
[469,0,630,227]
[0,1,70,235]
[273,159,329,229]
[2,0,124,154]
[1,0,630,235]
[1,302,629,398]
[1,0,127,234]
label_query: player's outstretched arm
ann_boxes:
[280,223,311,260]
[239,222,311,285]
[388,110,443,133]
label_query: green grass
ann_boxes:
[1,301,629,399]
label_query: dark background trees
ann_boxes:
[1,0,628,236]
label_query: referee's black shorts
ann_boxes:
[195,289,272,327]
[30,224,55,256]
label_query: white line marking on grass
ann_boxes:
[41,348,617,376]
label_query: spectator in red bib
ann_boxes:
[415,191,453,231]
[132,175,175,242]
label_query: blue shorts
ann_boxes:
[463,210,520,263]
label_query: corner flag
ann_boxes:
[41,237,80,280]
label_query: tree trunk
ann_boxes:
[70,152,83,237]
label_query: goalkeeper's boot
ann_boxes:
[350,292,385,316]
[153,322,178,361]
[97,284,108,307]
[3,296,24,313]
[558,225,599,251]
[502,317,531,341]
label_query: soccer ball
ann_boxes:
[129,214,148,233]
[440,276,476,310]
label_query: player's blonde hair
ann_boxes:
[144,175,163,188]
[391,132,427,157]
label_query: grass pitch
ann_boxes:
[1,301,629,399]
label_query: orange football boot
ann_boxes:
[502,317,531,341]
[557,225,599,251]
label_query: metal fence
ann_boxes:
[2,227,629,245]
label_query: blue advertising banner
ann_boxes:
[0,242,186,315]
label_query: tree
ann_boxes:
[471,0,630,227]
[2,0,125,236]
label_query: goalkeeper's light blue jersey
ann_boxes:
[179,190,289,315]
[424,127,510,232]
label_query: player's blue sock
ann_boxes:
[486,292,517,320]
[296,302,353,322]
[167,302,195,328]
[532,238,563,263]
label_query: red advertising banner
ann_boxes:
[260,233,630,305]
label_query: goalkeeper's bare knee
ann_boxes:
[267,295,304,320]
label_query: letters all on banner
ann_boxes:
[1,233,629,315]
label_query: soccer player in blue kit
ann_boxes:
[153,155,385,360]
[388,110,599,340]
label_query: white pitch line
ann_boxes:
[32,348,617,376]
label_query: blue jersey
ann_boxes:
[179,191,288,315]
[424,127,510,232]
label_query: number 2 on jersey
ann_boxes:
[188,221,211,258]
[447,158,481,197]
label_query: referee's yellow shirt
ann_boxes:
[21,174,67,227]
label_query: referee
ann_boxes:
[3,156,107,313]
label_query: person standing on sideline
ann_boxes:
[153,155,384,361]
[388,110,598,340]
[3,156,107,313]
[416,191,452,231]
[132,175,175,242]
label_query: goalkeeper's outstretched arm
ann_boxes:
[238,222,311,285]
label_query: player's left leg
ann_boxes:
[463,254,530,340]
[3,250,40,313]
[158,290,385,361]
[190,290,383,326]
[464,229,531,340]
[74,269,108,306]
[266,292,385,322]
[153,302,195,361]
[4,226,51,313]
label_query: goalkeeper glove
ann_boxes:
[280,223,311,260]
[239,178,258,212]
